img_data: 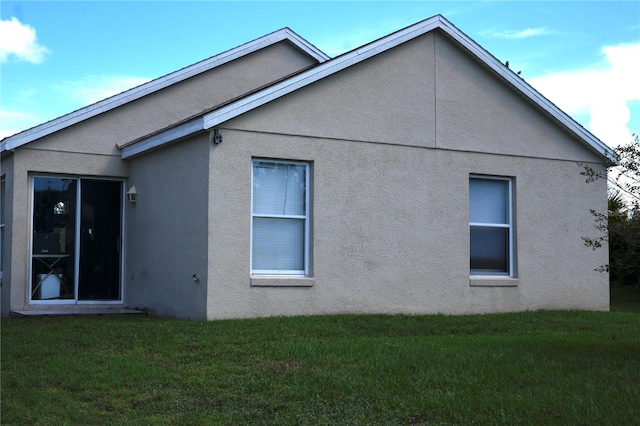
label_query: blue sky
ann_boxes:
[1,1,639,148]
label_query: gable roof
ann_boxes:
[121,15,615,162]
[2,15,615,163]
[0,27,329,153]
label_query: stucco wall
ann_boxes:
[433,33,600,160]
[222,33,438,149]
[125,133,209,319]
[206,131,607,319]
[4,129,208,317]
[1,155,14,317]
[2,39,316,315]
[204,31,608,319]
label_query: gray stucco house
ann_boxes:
[0,15,613,319]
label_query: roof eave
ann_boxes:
[0,27,329,153]
[120,16,446,159]
[121,118,206,159]
[201,15,615,163]
[10,14,612,164]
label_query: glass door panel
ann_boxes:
[78,180,122,301]
[31,177,77,300]
[31,177,123,303]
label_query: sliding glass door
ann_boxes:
[78,180,122,300]
[31,177,123,303]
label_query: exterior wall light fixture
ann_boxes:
[126,185,138,203]
[211,128,223,144]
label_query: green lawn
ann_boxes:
[2,311,639,425]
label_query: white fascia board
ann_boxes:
[0,28,328,153]
[121,118,205,159]
[281,28,331,62]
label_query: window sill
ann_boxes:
[469,276,519,287]
[250,276,314,287]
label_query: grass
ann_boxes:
[2,311,640,425]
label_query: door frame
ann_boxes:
[28,175,125,305]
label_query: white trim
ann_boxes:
[121,118,205,159]
[1,28,328,153]
[469,222,510,228]
[469,276,519,287]
[469,175,514,277]
[250,276,315,287]
[280,28,330,62]
[250,159,310,276]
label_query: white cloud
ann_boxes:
[0,17,50,64]
[0,109,41,139]
[56,75,151,107]
[0,75,150,139]
[529,42,640,148]
[481,27,555,39]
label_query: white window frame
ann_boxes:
[469,175,514,277]
[250,159,310,276]
[0,174,5,280]
[28,175,125,305]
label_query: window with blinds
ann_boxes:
[251,160,309,275]
[469,175,514,276]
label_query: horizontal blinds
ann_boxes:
[252,161,308,274]
[253,162,306,215]
[469,178,509,224]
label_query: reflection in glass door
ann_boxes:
[31,178,77,300]
[31,177,123,303]
[79,180,122,301]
